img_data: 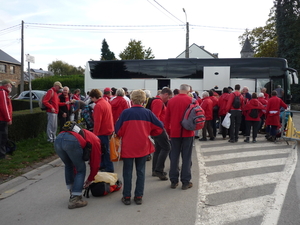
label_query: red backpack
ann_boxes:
[181,98,206,131]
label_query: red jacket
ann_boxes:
[115,105,163,158]
[263,93,269,100]
[226,91,244,112]
[258,97,268,106]
[243,99,265,121]
[151,96,166,125]
[93,98,114,136]
[110,96,129,125]
[265,96,287,127]
[218,93,230,116]
[43,87,60,114]
[165,94,197,138]
[62,129,101,182]
[201,97,213,120]
[0,86,12,122]
[103,95,111,102]
[209,96,218,107]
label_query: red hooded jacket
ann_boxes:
[243,99,265,121]
[265,96,287,127]
[201,96,213,120]
[218,93,230,116]
[151,96,166,125]
[0,86,12,122]
[43,87,60,114]
[110,96,129,125]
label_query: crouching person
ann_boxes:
[115,90,163,205]
[54,121,101,209]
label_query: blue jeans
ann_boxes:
[98,135,114,172]
[122,156,147,198]
[169,137,193,184]
[54,132,86,196]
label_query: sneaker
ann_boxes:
[195,136,200,139]
[182,182,193,190]
[155,171,168,181]
[68,195,88,209]
[121,197,131,205]
[134,196,143,205]
[209,137,215,141]
[170,182,179,189]
[228,139,234,143]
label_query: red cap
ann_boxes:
[104,87,112,92]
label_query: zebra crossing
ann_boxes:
[195,135,297,225]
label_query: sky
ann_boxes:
[0,0,275,71]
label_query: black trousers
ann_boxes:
[152,130,171,173]
[0,121,8,159]
[229,110,242,141]
[245,120,260,139]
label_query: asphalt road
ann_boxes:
[1,112,300,225]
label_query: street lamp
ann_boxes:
[183,8,189,58]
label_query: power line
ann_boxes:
[152,0,185,24]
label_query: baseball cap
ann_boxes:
[53,81,63,88]
[104,87,112,92]
[1,79,15,86]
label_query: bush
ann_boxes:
[8,108,47,142]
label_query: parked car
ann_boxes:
[15,90,46,101]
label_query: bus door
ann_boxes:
[203,66,230,91]
[257,78,271,95]
[158,79,170,90]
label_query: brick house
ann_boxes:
[0,49,21,96]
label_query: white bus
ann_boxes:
[85,58,298,103]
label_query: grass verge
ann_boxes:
[0,132,56,181]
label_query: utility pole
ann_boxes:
[183,8,189,58]
[20,20,24,92]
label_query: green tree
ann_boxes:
[101,39,116,60]
[275,0,300,71]
[48,60,84,76]
[119,39,155,60]
[239,8,277,57]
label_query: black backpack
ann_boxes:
[232,93,241,109]
[249,108,259,118]
[145,97,160,110]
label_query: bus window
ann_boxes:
[167,60,198,78]
[139,60,166,78]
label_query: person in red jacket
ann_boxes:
[265,90,287,142]
[209,89,219,137]
[149,87,172,180]
[90,89,114,172]
[258,92,268,132]
[43,81,66,142]
[218,87,230,139]
[243,93,265,143]
[199,91,214,141]
[261,88,269,100]
[115,89,163,205]
[54,125,101,209]
[0,79,13,159]
[226,84,244,143]
[110,88,129,125]
[165,84,197,190]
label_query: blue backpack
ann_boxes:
[81,105,94,130]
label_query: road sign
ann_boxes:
[26,54,35,63]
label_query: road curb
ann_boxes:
[0,158,62,197]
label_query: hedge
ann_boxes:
[12,99,40,111]
[8,108,47,142]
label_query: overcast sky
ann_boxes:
[0,0,274,71]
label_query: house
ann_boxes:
[24,68,54,82]
[176,43,218,58]
[0,49,21,85]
